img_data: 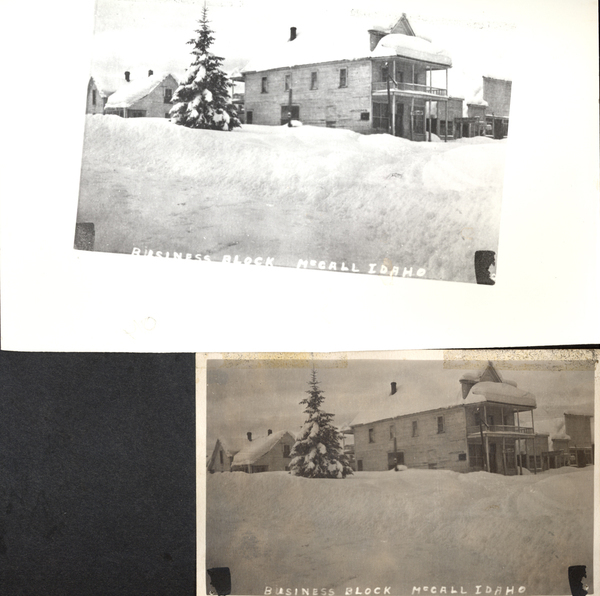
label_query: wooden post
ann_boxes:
[525,438,529,472]
[444,100,448,143]
[479,420,486,471]
[410,97,414,141]
[502,436,507,475]
[386,63,392,135]
[288,88,293,126]
[533,436,537,475]
[485,435,491,473]
[517,412,522,474]
[392,61,397,136]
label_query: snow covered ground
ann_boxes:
[205,466,593,595]
[76,116,506,283]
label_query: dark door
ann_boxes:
[395,102,404,137]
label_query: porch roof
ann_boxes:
[467,381,536,408]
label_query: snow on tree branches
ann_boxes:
[170,5,241,130]
[289,370,353,479]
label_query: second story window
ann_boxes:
[437,416,445,434]
[164,88,173,103]
[285,74,291,91]
[283,444,291,458]
[310,71,318,90]
[339,68,347,88]
[261,76,268,93]
[368,428,375,443]
[389,424,395,439]
[412,421,418,437]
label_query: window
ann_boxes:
[285,74,291,91]
[474,411,482,426]
[129,110,146,118]
[339,68,347,88]
[252,465,269,473]
[92,90,97,106]
[310,71,318,90]
[165,112,170,118]
[389,425,396,439]
[283,444,291,458]
[458,453,467,461]
[372,102,389,130]
[368,428,375,443]
[164,88,173,103]
[357,460,363,471]
[246,111,253,124]
[381,64,389,82]
[360,112,370,121]
[412,421,418,437]
[428,463,437,470]
[437,416,444,434]
[219,450,224,465]
[261,77,268,93]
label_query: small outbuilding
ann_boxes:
[86,77,108,115]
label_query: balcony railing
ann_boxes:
[372,81,448,96]
[467,425,535,436]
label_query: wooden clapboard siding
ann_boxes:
[354,406,470,472]
[245,60,373,132]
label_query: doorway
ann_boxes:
[489,443,498,473]
[395,102,404,137]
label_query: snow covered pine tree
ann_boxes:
[289,370,353,479]
[170,5,241,130]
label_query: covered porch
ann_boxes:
[371,57,451,142]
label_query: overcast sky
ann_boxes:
[205,356,595,448]
[90,0,518,95]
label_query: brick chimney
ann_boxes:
[290,27,297,41]
[124,71,130,82]
[391,382,397,395]
[247,431,252,442]
[148,69,153,77]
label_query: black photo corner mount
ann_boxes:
[207,567,232,596]
[474,250,496,285]
[568,565,588,596]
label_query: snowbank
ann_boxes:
[78,116,505,283]
[206,466,593,595]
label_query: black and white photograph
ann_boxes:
[75,0,515,284]
[202,351,596,595]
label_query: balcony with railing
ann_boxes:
[467,424,535,438]
[372,81,448,98]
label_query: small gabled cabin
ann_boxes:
[86,77,108,115]
[104,71,178,119]
[351,362,543,475]
[207,437,246,473]
[242,13,455,141]
[231,430,296,473]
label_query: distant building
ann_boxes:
[86,77,108,115]
[564,410,594,466]
[350,361,545,475]
[104,71,178,118]
[459,76,511,138]
[206,437,247,473]
[242,14,456,141]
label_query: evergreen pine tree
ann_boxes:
[289,370,353,479]
[170,4,241,130]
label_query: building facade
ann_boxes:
[243,15,456,141]
[351,362,544,475]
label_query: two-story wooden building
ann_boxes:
[242,14,454,141]
[350,362,544,475]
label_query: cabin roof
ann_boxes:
[232,430,295,467]
[105,73,176,109]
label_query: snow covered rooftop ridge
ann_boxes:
[469,382,536,408]
[105,73,175,108]
[242,17,451,73]
[563,405,594,417]
[232,430,294,466]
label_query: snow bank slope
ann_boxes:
[206,467,593,595]
[78,116,505,282]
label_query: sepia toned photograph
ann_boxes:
[202,351,595,595]
[75,0,515,284]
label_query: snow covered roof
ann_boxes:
[218,437,247,458]
[371,34,451,66]
[232,430,295,467]
[105,73,176,108]
[534,418,570,442]
[350,363,535,427]
[469,382,536,408]
[563,405,594,417]
[242,16,451,73]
